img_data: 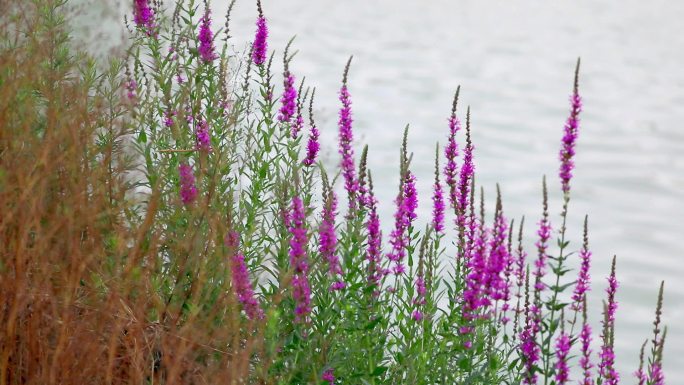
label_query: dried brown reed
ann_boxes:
[0,1,263,383]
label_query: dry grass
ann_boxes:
[0,2,264,384]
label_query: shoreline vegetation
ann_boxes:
[0,0,667,384]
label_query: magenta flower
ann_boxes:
[462,224,489,319]
[432,147,445,233]
[364,178,384,290]
[133,0,154,32]
[125,79,137,101]
[164,110,175,128]
[322,368,335,384]
[572,221,592,309]
[559,60,582,195]
[179,163,198,205]
[650,363,664,385]
[387,171,417,276]
[485,198,510,304]
[457,113,474,231]
[319,190,345,291]
[412,271,426,322]
[195,119,212,152]
[444,101,461,213]
[579,322,594,385]
[292,111,304,139]
[338,79,358,209]
[226,232,264,320]
[599,258,619,385]
[252,9,268,66]
[554,332,571,385]
[197,9,217,63]
[533,183,551,294]
[278,71,297,125]
[520,304,542,385]
[289,195,311,322]
[303,124,320,166]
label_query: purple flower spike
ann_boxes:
[462,224,489,321]
[289,195,311,323]
[554,332,571,385]
[195,119,212,152]
[338,92,357,206]
[579,322,594,385]
[198,9,217,63]
[387,171,417,276]
[520,304,542,385]
[457,109,475,231]
[444,95,461,213]
[572,217,592,309]
[365,175,384,291]
[226,232,264,320]
[125,79,137,101]
[533,180,551,294]
[432,145,445,233]
[650,363,664,385]
[278,71,297,125]
[319,190,345,291]
[303,125,320,166]
[485,193,510,305]
[559,59,582,195]
[133,0,154,32]
[179,163,198,205]
[252,4,268,66]
[322,369,335,385]
[599,257,620,385]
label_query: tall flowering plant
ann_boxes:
[69,2,672,383]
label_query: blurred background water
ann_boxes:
[75,0,684,380]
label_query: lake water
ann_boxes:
[79,0,684,380]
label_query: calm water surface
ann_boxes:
[83,0,684,380]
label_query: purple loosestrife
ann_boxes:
[387,170,417,276]
[179,163,198,205]
[485,189,510,306]
[197,9,217,63]
[289,195,311,323]
[365,172,384,290]
[319,190,345,291]
[322,369,335,385]
[461,222,490,335]
[599,257,619,385]
[572,216,592,310]
[432,144,445,234]
[226,232,264,320]
[579,312,594,385]
[444,89,461,214]
[533,178,551,295]
[520,304,542,385]
[303,125,320,166]
[252,2,268,66]
[125,79,137,101]
[457,109,475,232]
[559,59,582,195]
[338,57,358,210]
[278,71,297,125]
[195,119,212,152]
[303,90,320,166]
[554,332,571,385]
[133,0,154,32]
[650,363,664,385]
[412,275,426,321]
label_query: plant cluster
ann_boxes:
[0,0,668,384]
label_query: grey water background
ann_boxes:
[76,0,684,380]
